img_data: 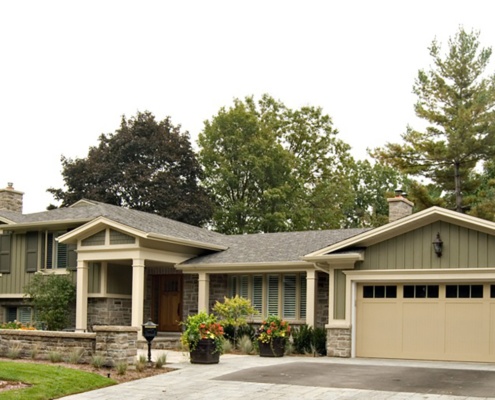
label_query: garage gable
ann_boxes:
[360,220,495,271]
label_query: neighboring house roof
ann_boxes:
[182,228,368,265]
[0,200,227,249]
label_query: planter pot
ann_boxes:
[258,337,286,357]
[190,338,220,364]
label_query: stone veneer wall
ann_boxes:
[182,274,228,317]
[327,328,351,358]
[87,298,132,329]
[0,326,138,365]
[0,184,23,213]
[183,274,198,317]
[316,272,329,328]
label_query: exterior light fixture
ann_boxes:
[432,232,443,257]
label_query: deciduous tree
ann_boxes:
[48,111,213,226]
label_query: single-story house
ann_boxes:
[2,183,495,363]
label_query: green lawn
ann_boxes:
[0,361,115,399]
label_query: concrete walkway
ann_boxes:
[62,350,495,400]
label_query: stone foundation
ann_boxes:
[327,327,351,358]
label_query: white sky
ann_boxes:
[2,1,495,214]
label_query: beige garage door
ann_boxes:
[356,283,495,362]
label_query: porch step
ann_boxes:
[137,332,182,350]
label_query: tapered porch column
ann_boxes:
[75,260,88,332]
[305,269,317,327]
[131,259,145,330]
[198,272,210,312]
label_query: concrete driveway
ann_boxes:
[62,351,495,400]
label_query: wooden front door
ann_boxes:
[156,275,183,332]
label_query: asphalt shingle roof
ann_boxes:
[0,201,369,264]
[182,228,369,264]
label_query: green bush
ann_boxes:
[313,327,327,356]
[291,324,327,356]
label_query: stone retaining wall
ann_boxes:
[0,326,138,365]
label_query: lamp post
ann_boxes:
[142,319,158,363]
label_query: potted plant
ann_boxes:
[181,312,225,364]
[256,315,291,357]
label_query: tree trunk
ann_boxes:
[454,161,463,213]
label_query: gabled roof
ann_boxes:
[304,206,495,259]
[0,200,227,250]
[181,228,368,265]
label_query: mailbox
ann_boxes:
[142,319,158,363]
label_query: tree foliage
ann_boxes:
[48,111,213,226]
[198,94,356,234]
[24,274,76,331]
[372,28,495,213]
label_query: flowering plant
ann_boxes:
[181,312,225,353]
[0,321,36,330]
[256,315,291,344]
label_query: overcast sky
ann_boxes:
[2,1,495,214]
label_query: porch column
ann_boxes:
[131,259,145,331]
[75,260,88,332]
[306,269,317,327]
[197,272,210,312]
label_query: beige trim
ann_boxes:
[198,272,210,312]
[0,294,25,298]
[88,293,132,299]
[1,219,93,232]
[146,232,227,251]
[131,259,145,336]
[75,261,89,332]
[177,261,313,274]
[305,206,495,258]
[305,269,316,327]
[0,216,16,224]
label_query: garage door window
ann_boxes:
[363,285,397,298]
[446,284,483,298]
[403,285,439,298]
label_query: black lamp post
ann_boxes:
[142,319,158,363]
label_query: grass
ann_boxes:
[0,361,115,400]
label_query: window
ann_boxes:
[446,285,483,298]
[403,285,439,298]
[4,306,33,324]
[229,273,307,319]
[43,232,75,269]
[363,285,397,298]
[24,231,76,272]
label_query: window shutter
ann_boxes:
[25,232,38,272]
[67,244,77,270]
[0,233,12,274]
[253,275,263,314]
[300,274,307,319]
[283,275,296,319]
[239,275,249,298]
[267,275,279,316]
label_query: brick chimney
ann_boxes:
[387,189,413,222]
[0,183,24,213]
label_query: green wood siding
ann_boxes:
[0,234,36,294]
[360,221,495,270]
[334,269,346,319]
[88,263,101,293]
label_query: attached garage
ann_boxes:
[356,282,495,362]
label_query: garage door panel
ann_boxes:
[357,301,401,357]
[402,302,443,356]
[445,302,487,357]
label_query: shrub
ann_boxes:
[49,351,62,363]
[155,354,167,368]
[222,339,233,353]
[313,327,327,356]
[292,324,313,354]
[256,316,290,344]
[91,355,104,369]
[180,312,225,354]
[237,334,255,354]
[66,348,85,364]
[116,361,128,375]
[135,360,146,372]
[29,344,40,359]
[23,273,76,331]
[7,343,22,359]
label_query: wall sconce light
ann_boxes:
[432,232,443,257]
